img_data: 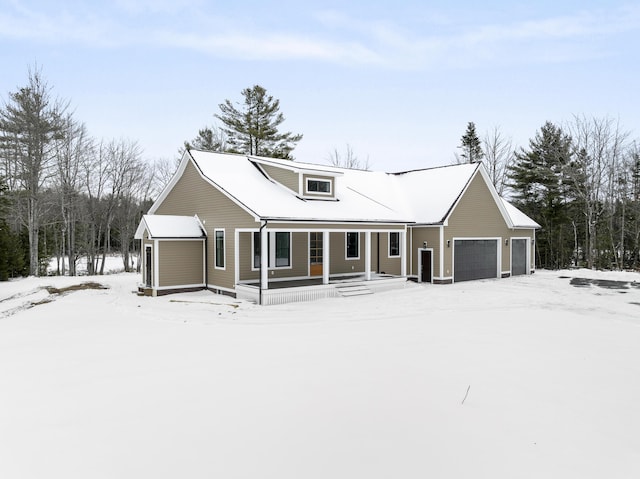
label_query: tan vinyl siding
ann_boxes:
[378,232,401,275]
[411,227,441,277]
[302,173,335,199]
[155,160,259,290]
[261,164,299,193]
[443,173,534,276]
[238,232,256,281]
[158,240,204,287]
[329,232,365,274]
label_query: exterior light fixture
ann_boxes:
[447,240,451,247]
[505,238,509,246]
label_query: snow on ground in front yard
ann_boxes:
[1,269,639,478]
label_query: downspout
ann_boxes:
[377,232,380,273]
[204,234,209,290]
[259,220,267,305]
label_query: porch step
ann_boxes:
[334,283,373,297]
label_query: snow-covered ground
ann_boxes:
[1,269,639,478]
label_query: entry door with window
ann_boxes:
[420,249,432,283]
[145,246,152,287]
[309,232,323,276]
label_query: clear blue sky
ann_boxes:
[1,0,638,171]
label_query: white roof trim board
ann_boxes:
[147,150,539,229]
[134,214,206,239]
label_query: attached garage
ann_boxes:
[511,238,528,276]
[454,239,499,282]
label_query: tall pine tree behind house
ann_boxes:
[458,122,484,164]
[215,85,303,159]
[509,121,574,268]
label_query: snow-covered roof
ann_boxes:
[149,150,538,229]
[500,198,541,229]
[134,215,206,239]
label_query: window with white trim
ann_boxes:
[252,231,291,268]
[346,232,359,259]
[389,232,400,257]
[274,232,290,267]
[306,178,332,194]
[215,229,225,269]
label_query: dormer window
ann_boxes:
[306,178,332,195]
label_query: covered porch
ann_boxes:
[236,273,408,306]
[234,224,408,305]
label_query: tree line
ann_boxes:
[458,119,640,270]
[2,65,638,280]
[0,68,159,279]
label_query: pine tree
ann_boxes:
[509,121,573,268]
[184,125,227,153]
[0,67,67,275]
[216,85,302,159]
[458,122,484,164]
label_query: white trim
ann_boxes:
[417,248,434,284]
[388,231,401,258]
[305,177,333,196]
[365,231,371,281]
[409,226,413,276]
[345,231,360,260]
[439,226,445,279]
[144,244,153,288]
[400,229,407,277]
[323,230,330,285]
[156,283,206,291]
[234,229,240,287]
[148,151,260,221]
[153,240,159,288]
[214,228,226,270]
[442,163,514,229]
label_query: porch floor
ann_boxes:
[240,273,401,290]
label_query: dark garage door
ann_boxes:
[454,239,498,282]
[511,239,527,276]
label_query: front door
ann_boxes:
[420,250,432,283]
[145,246,152,287]
[309,232,323,277]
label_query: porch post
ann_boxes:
[365,231,371,281]
[322,230,330,285]
[400,229,407,277]
[260,226,268,291]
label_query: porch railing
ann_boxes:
[235,283,339,306]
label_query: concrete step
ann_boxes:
[334,283,373,297]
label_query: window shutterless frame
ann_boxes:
[214,229,225,269]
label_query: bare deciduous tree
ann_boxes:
[0,66,68,275]
[327,144,371,170]
[482,126,514,196]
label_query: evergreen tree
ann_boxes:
[215,85,302,159]
[184,125,227,153]
[0,67,67,275]
[509,121,574,268]
[0,176,26,280]
[458,121,484,164]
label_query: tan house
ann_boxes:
[135,150,539,304]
